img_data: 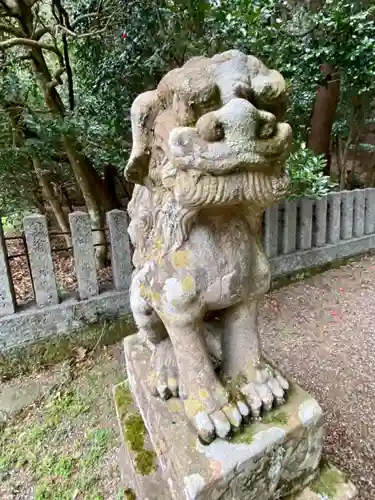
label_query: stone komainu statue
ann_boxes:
[125,50,292,444]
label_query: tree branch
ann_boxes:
[0,36,60,54]
[70,12,100,29]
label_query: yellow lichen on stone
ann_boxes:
[198,388,210,401]
[150,291,161,303]
[184,397,205,419]
[171,250,190,269]
[182,275,196,293]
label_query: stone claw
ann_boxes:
[193,402,244,444]
[239,364,289,418]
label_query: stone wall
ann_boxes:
[0,189,374,354]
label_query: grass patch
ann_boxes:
[82,428,116,468]
[1,367,120,499]
[44,389,90,426]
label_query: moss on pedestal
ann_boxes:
[263,410,289,426]
[311,460,346,498]
[114,381,156,476]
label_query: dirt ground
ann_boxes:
[1,255,375,499]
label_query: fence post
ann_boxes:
[353,189,365,238]
[0,220,16,316]
[264,204,279,258]
[327,192,342,244]
[282,199,297,254]
[365,188,375,235]
[69,212,99,300]
[314,197,327,247]
[23,214,58,307]
[299,199,313,250]
[107,210,132,291]
[341,191,354,240]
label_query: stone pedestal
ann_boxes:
[114,335,357,500]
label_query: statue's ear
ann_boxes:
[124,90,160,185]
[124,150,151,185]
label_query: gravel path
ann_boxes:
[260,255,375,499]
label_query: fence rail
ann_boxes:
[264,188,375,276]
[0,210,132,318]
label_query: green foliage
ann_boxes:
[1,0,375,216]
[286,144,337,199]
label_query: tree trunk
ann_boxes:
[32,156,71,246]
[307,63,340,175]
[62,136,108,267]
[336,137,347,190]
[5,1,115,267]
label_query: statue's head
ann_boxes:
[126,50,292,258]
[125,50,291,187]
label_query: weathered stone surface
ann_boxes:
[271,234,375,277]
[282,199,297,254]
[107,210,132,291]
[353,189,365,238]
[364,188,375,235]
[313,197,327,248]
[114,381,172,500]
[125,49,292,443]
[124,335,325,500]
[0,221,15,316]
[69,212,99,300]
[299,199,313,250]
[0,289,130,351]
[23,214,58,307]
[341,191,354,240]
[327,192,342,244]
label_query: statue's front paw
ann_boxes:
[239,364,289,418]
[182,380,250,444]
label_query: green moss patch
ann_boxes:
[230,425,255,445]
[114,381,156,476]
[311,460,346,499]
[0,315,135,381]
[263,410,289,426]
